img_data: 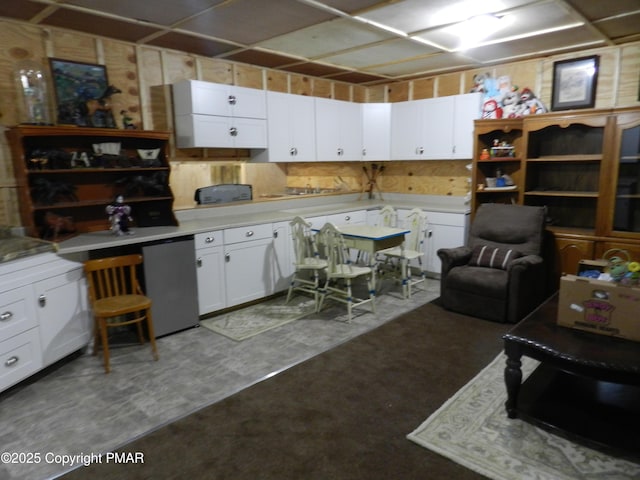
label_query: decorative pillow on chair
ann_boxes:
[469,245,522,269]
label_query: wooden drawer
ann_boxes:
[194,230,224,250]
[0,286,37,341]
[0,328,42,392]
[224,223,272,244]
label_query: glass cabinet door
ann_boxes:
[614,123,640,233]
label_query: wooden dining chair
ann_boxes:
[84,254,158,373]
[318,222,375,321]
[286,216,328,311]
[378,208,427,299]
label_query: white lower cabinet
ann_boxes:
[271,221,293,294]
[423,211,470,275]
[224,223,274,307]
[326,210,367,226]
[195,231,226,316]
[0,253,90,393]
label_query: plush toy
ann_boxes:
[482,99,503,119]
[519,88,547,115]
[470,72,491,93]
[501,90,521,118]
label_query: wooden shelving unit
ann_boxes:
[6,125,178,239]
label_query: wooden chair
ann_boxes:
[378,208,427,299]
[84,254,158,373]
[318,222,375,321]
[286,216,328,311]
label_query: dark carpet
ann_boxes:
[60,299,511,480]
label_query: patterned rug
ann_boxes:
[408,353,640,480]
[200,296,317,341]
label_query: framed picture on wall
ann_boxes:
[49,58,109,126]
[551,55,599,111]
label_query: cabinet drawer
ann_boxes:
[195,231,224,250]
[0,286,37,341]
[326,210,367,225]
[224,223,272,244]
[0,328,42,392]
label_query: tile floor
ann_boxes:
[0,279,439,480]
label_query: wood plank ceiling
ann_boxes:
[3,0,640,85]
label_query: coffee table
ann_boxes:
[503,293,640,459]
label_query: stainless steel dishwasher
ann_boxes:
[142,236,199,337]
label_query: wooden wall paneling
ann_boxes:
[496,60,540,98]
[102,39,140,129]
[233,63,264,89]
[353,85,367,103]
[436,73,461,97]
[333,82,351,101]
[266,70,290,93]
[199,58,234,84]
[162,52,198,85]
[413,77,436,99]
[312,78,333,98]
[50,30,97,64]
[137,47,164,130]
[618,44,640,107]
[243,163,287,198]
[387,81,410,102]
[400,160,469,195]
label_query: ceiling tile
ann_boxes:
[0,0,49,21]
[279,62,354,77]
[321,39,438,69]
[319,1,392,14]
[461,25,605,63]
[257,18,394,59]
[416,2,585,51]
[177,0,337,45]
[147,32,237,57]
[39,9,161,42]
[222,49,303,68]
[564,0,640,20]
[356,0,536,35]
[597,12,640,42]
[61,0,226,26]
[364,52,478,76]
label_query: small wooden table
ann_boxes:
[503,293,640,459]
[334,225,409,260]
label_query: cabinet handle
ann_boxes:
[245,231,254,237]
[229,127,238,137]
[416,147,424,155]
[289,147,297,156]
[273,231,279,238]
[362,148,367,156]
[205,236,215,244]
[5,356,19,367]
[38,294,46,307]
[0,311,13,321]
[428,230,433,238]
[228,95,236,105]
[337,148,344,156]
[197,257,202,267]
[225,253,230,263]
[345,216,351,221]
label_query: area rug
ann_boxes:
[199,296,316,341]
[408,353,640,480]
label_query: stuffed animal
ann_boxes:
[501,90,521,118]
[519,88,546,115]
[470,72,491,93]
[482,99,503,119]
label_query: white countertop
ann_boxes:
[55,193,470,255]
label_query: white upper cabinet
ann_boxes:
[315,98,362,161]
[173,80,266,119]
[391,93,482,160]
[173,80,267,149]
[253,91,316,162]
[361,103,391,161]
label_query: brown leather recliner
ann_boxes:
[437,204,547,323]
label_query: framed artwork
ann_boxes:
[49,58,109,126]
[551,55,599,111]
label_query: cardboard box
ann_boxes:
[577,259,609,275]
[557,274,640,342]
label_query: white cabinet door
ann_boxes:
[326,210,367,226]
[422,97,455,159]
[254,91,316,162]
[224,223,273,307]
[423,211,470,275]
[362,103,391,161]
[391,99,428,160]
[35,266,91,367]
[452,92,482,159]
[195,231,226,315]
[271,221,293,294]
[173,80,266,119]
[315,98,362,161]
[175,114,267,148]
